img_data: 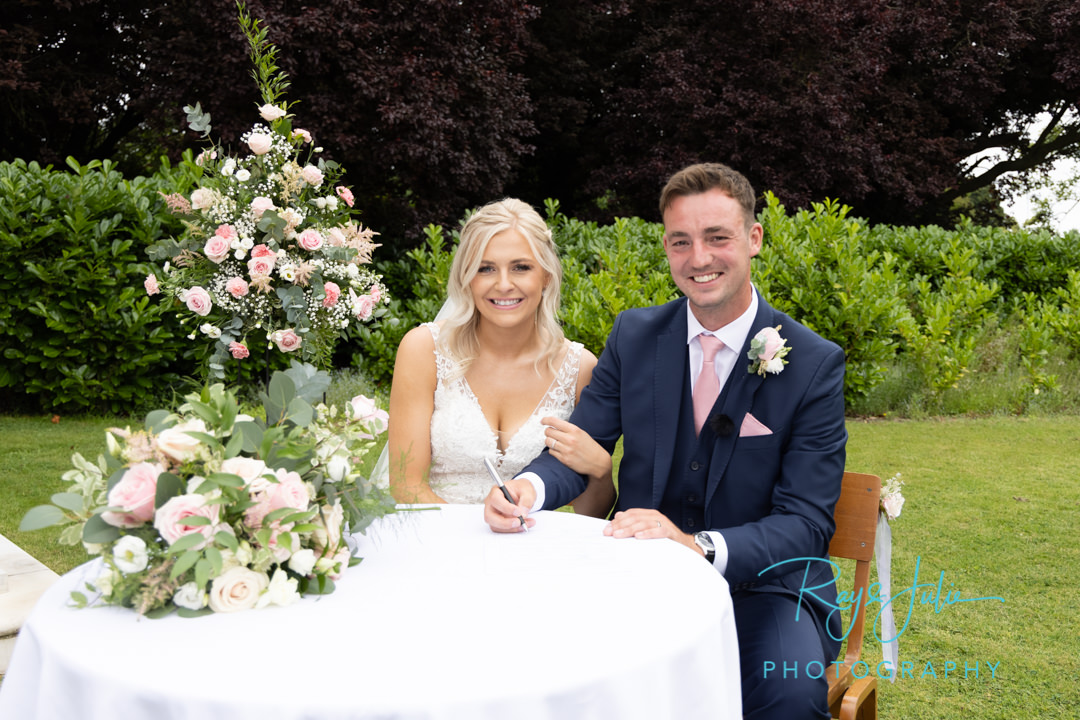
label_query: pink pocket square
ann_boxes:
[739,413,772,437]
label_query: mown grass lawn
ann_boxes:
[2,414,1078,717]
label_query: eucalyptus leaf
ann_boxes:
[171,549,201,579]
[168,533,207,555]
[19,504,66,531]
[284,397,313,427]
[155,473,184,508]
[82,514,121,544]
[177,607,215,619]
[145,409,172,433]
[144,605,178,619]
[234,421,263,453]
[50,492,85,512]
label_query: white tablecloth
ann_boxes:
[0,505,741,719]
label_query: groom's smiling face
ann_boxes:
[662,189,762,330]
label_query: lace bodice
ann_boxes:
[425,323,582,503]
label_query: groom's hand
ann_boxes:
[604,509,697,552]
[483,478,537,533]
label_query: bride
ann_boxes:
[386,198,615,518]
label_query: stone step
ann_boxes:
[0,534,60,675]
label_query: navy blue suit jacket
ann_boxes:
[526,293,847,645]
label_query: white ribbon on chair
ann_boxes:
[874,512,898,682]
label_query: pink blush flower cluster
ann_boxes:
[147,82,389,380]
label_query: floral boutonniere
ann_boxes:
[747,325,791,377]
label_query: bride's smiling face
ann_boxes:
[469,229,549,327]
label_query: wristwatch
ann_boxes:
[693,531,716,564]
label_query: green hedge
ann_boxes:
[0,157,199,413]
[3,154,1078,413]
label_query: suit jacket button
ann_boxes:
[690,461,701,471]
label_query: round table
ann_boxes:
[0,505,742,719]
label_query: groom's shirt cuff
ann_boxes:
[514,472,545,513]
[709,531,729,575]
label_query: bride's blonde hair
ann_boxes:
[439,198,564,379]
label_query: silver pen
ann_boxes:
[483,457,528,532]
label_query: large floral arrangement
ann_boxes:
[147,5,388,378]
[20,364,395,615]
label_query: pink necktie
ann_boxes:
[693,334,724,435]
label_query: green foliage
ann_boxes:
[553,203,678,356]
[0,157,200,413]
[757,194,911,404]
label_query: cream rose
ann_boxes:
[247,132,273,155]
[271,328,302,352]
[259,104,287,121]
[300,164,324,187]
[155,418,207,463]
[190,187,215,210]
[208,567,268,612]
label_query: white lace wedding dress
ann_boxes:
[425,323,583,503]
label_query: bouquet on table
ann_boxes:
[147,4,388,379]
[20,364,396,616]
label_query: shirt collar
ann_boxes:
[685,287,759,351]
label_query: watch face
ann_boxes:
[695,532,714,555]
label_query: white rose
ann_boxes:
[208,567,268,613]
[288,548,317,576]
[764,357,786,374]
[255,568,301,609]
[173,582,207,610]
[112,535,149,574]
[93,567,118,596]
[235,168,251,182]
[199,323,222,339]
[326,455,350,482]
[220,456,271,491]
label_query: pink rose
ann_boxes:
[335,186,355,207]
[251,244,276,258]
[247,255,276,277]
[348,395,389,439]
[259,104,287,121]
[301,165,324,187]
[203,235,231,264]
[101,462,163,528]
[180,286,212,316]
[215,224,238,242]
[195,150,216,166]
[154,494,220,549]
[322,282,340,308]
[882,493,905,520]
[370,285,382,303]
[229,341,250,360]
[757,326,785,361]
[297,229,324,252]
[351,291,375,321]
[271,328,302,352]
[267,469,309,513]
[292,128,312,143]
[226,276,249,298]
[144,274,160,296]
[247,132,273,155]
[250,197,276,219]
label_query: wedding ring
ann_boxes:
[551,439,558,451]
[656,521,662,529]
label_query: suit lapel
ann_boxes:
[704,296,774,506]
[651,301,688,508]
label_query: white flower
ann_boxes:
[882,493,905,520]
[199,323,222,339]
[764,357,786,374]
[288,548,317,576]
[259,103,287,121]
[112,535,149,574]
[279,265,296,282]
[173,582,207,610]
[255,568,301,609]
[326,455,351,482]
[235,168,251,182]
[156,418,208,463]
[92,567,118,596]
[221,159,236,176]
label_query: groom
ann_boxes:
[484,162,847,719]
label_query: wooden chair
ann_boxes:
[827,471,881,720]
